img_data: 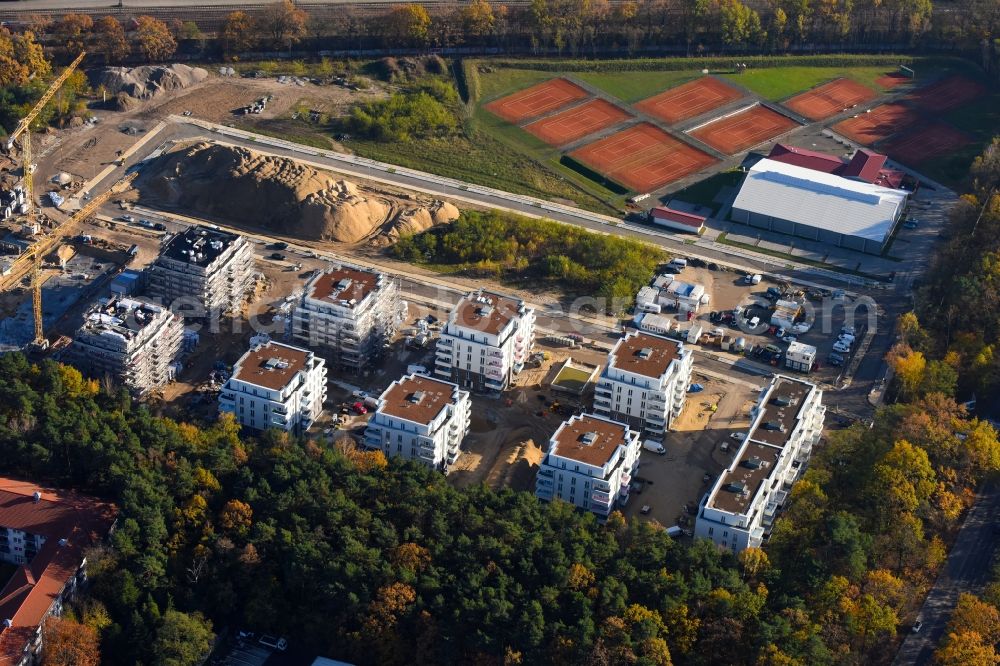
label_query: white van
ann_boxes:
[665,526,683,538]
[407,364,429,376]
[642,440,666,454]
[668,258,688,271]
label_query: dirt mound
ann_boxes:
[91,64,209,110]
[140,142,458,243]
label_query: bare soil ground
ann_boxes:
[620,374,758,531]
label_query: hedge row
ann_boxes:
[481,53,921,73]
[559,155,630,195]
[456,58,481,106]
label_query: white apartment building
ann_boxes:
[291,266,400,373]
[364,373,471,472]
[147,225,255,314]
[593,331,694,437]
[535,413,641,519]
[695,375,825,553]
[219,341,327,434]
[434,290,535,392]
[67,296,183,394]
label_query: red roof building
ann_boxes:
[649,206,706,234]
[766,144,905,189]
[0,478,117,666]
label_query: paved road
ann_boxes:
[893,481,1000,665]
[74,117,928,417]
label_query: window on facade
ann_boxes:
[708,527,714,536]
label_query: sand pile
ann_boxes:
[91,64,209,110]
[140,142,459,243]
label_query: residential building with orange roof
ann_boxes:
[694,375,825,553]
[219,340,327,434]
[434,289,535,392]
[535,414,641,519]
[291,265,400,373]
[364,373,471,472]
[0,478,117,666]
[593,330,694,437]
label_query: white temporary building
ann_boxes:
[730,158,908,254]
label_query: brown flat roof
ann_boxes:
[709,441,781,515]
[610,332,681,378]
[379,375,457,425]
[748,377,812,447]
[452,291,522,336]
[233,342,311,391]
[552,414,631,468]
[309,267,379,307]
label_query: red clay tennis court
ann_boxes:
[832,103,921,145]
[906,75,988,113]
[875,72,910,89]
[882,123,973,165]
[783,78,877,121]
[690,105,799,154]
[484,78,589,123]
[569,122,717,192]
[523,99,632,146]
[634,77,744,125]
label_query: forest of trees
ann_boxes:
[392,209,666,308]
[1,334,998,664]
[7,0,1000,63]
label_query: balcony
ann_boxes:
[536,486,554,501]
[590,502,612,516]
[536,476,554,488]
[538,468,553,478]
[591,490,612,504]
[487,349,503,358]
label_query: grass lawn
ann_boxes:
[346,129,618,214]
[721,66,897,101]
[478,68,559,102]
[573,70,700,103]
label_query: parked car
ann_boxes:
[912,620,923,634]
[640,504,652,515]
[766,287,782,300]
[792,322,812,334]
[838,334,856,345]
[841,326,856,336]
[833,341,851,354]
[152,222,167,231]
[270,252,286,260]
[351,401,368,415]
[748,316,761,329]
[782,336,797,345]
[120,214,135,223]
[730,432,746,441]
[764,344,782,354]
[904,219,919,229]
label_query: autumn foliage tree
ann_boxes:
[257,0,308,49]
[42,617,100,666]
[132,16,177,62]
[386,4,433,46]
[221,11,256,58]
[55,13,93,55]
[95,16,130,64]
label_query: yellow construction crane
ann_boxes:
[5,51,86,232]
[18,171,138,349]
